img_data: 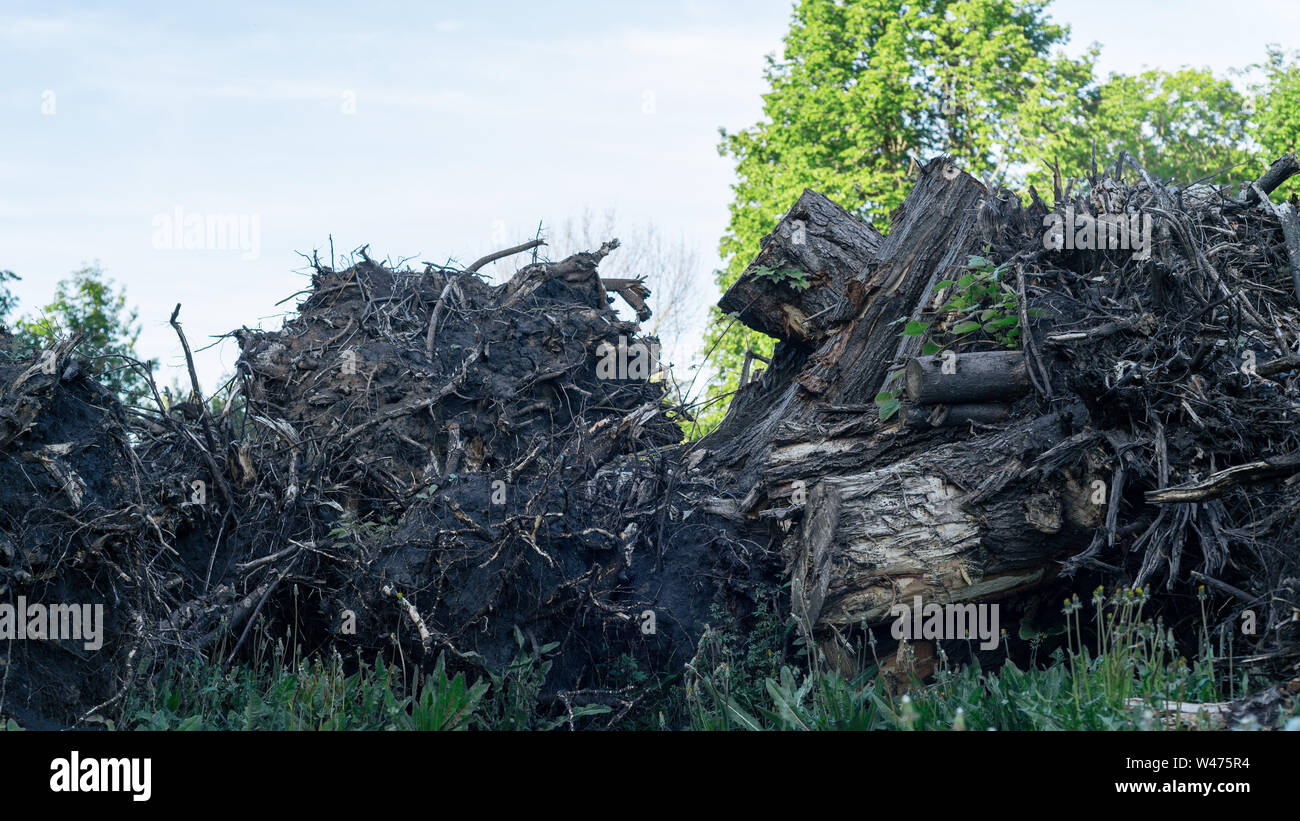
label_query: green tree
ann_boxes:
[0,269,19,360]
[14,264,156,404]
[1026,67,1258,191]
[702,0,1091,434]
[0,269,18,326]
[1250,46,1300,197]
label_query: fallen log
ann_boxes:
[788,403,1100,638]
[701,157,989,498]
[707,153,1300,679]
[701,160,1114,666]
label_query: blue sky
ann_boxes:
[1,0,1296,390]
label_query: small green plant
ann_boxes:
[482,627,611,730]
[327,512,397,550]
[409,653,491,730]
[876,254,1026,421]
[110,586,1293,731]
[754,265,810,292]
[874,370,906,421]
[683,586,1292,731]
[683,593,791,729]
[905,253,1025,352]
[124,643,487,731]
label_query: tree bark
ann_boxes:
[717,189,882,346]
[903,402,1010,428]
[699,158,990,499]
[787,403,1100,639]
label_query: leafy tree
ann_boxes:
[1250,46,1300,197]
[0,269,18,327]
[702,0,1091,434]
[13,264,156,404]
[1026,67,1258,191]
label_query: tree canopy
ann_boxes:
[9,264,156,405]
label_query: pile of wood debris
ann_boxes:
[3,152,1299,728]
[705,153,1300,681]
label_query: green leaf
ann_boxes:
[952,321,982,335]
[903,320,929,336]
[723,698,764,731]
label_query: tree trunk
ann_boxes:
[698,158,1115,667]
[787,402,1099,641]
[903,401,1010,428]
[717,188,883,346]
[699,157,991,499]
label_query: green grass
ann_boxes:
[681,586,1298,731]
[116,625,614,731]
[121,648,487,731]
[6,587,1294,731]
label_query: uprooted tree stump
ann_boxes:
[699,153,1300,678]
[4,150,1300,727]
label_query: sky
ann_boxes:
[1,0,1296,391]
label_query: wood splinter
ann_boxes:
[382,584,433,652]
[600,277,653,321]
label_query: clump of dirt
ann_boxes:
[1,242,760,728]
[227,244,729,685]
[0,338,175,727]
